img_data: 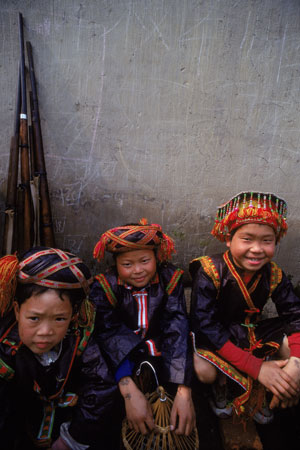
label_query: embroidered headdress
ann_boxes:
[211,191,288,242]
[0,246,93,318]
[93,218,176,262]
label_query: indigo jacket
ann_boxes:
[0,306,118,449]
[189,252,300,353]
[90,262,193,387]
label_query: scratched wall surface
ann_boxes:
[1,0,300,283]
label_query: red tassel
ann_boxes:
[158,233,176,261]
[93,234,110,261]
[139,218,148,225]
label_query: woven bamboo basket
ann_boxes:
[122,386,199,450]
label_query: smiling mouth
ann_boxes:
[246,258,264,263]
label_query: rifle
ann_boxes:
[26,40,55,247]
[29,91,41,246]
[16,186,25,254]
[19,12,33,252]
[2,68,21,255]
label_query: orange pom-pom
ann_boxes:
[139,218,148,225]
[157,233,176,261]
[0,254,19,317]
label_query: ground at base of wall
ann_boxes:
[219,416,263,450]
[192,379,300,450]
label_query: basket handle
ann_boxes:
[135,360,159,388]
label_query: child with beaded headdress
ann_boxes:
[90,219,196,440]
[189,191,300,425]
[0,246,119,450]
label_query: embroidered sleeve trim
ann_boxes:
[195,256,221,292]
[76,306,96,356]
[166,269,183,295]
[95,274,118,308]
[270,261,282,296]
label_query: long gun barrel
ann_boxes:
[19,12,33,252]
[2,69,21,255]
[26,40,55,247]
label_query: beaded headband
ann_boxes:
[0,248,93,317]
[93,218,176,262]
[211,191,288,242]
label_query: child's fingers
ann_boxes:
[174,415,187,435]
[169,408,177,430]
[145,415,155,432]
[268,370,299,399]
[136,419,151,435]
[269,395,280,409]
[281,370,300,390]
[183,414,196,436]
[183,419,194,436]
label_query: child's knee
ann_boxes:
[193,353,217,384]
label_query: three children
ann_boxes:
[1,191,299,448]
[189,191,300,423]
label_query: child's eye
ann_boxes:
[142,259,150,263]
[28,316,39,322]
[56,317,67,322]
[122,263,131,268]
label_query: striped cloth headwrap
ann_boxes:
[93,218,176,262]
[0,247,93,317]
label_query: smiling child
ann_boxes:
[90,219,195,439]
[189,191,300,424]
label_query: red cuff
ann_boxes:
[288,333,300,358]
[217,340,263,379]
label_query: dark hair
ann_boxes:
[113,247,157,261]
[15,246,91,310]
[15,284,83,311]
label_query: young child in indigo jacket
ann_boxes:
[0,247,118,450]
[89,219,195,437]
[189,191,300,424]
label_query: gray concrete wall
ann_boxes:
[1,0,300,283]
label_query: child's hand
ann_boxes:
[118,376,155,435]
[270,357,300,409]
[258,359,299,404]
[170,385,196,436]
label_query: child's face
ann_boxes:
[226,223,276,273]
[13,289,73,355]
[116,249,157,288]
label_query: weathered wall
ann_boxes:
[1,0,300,283]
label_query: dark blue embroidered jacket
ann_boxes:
[0,308,118,449]
[190,253,300,352]
[90,262,193,387]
